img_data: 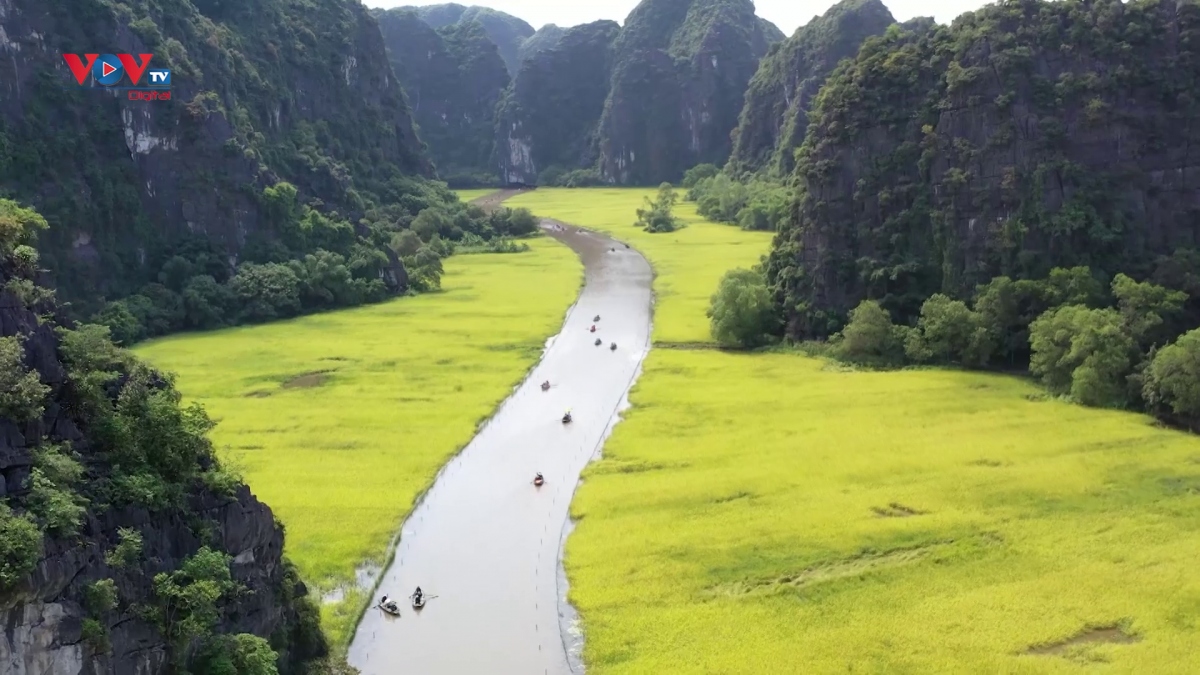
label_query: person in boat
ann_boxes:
[541,380,550,389]
[381,594,389,605]
[535,472,544,483]
[413,587,423,603]
[590,325,596,332]
[594,315,601,321]
[610,342,617,350]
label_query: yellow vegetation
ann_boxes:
[507,188,772,343]
[136,237,580,646]
[568,350,1200,672]
[453,188,500,203]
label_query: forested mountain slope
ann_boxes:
[767,0,1200,338]
[374,8,510,185]
[493,21,622,185]
[726,0,898,177]
[402,3,535,75]
[0,0,436,316]
[597,0,784,184]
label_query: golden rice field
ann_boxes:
[567,349,1200,673]
[453,188,500,203]
[507,188,773,343]
[135,237,581,646]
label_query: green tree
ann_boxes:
[229,263,302,322]
[411,207,454,242]
[0,335,49,422]
[1029,305,1134,407]
[405,247,444,292]
[1044,267,1107,308]
[635,183,682,233]
[905,294,975,364]
[1111,273,1187,347]
[152,547,240,663]
[682,163,719,188]
[93,301,145,345]
[1142,328,1200,429]
[182,275,234,329]
[389,229,423,257]
[0,198,48,253]
[836,300,905,365]
[707,268,778,348]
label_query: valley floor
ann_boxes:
[135,235,581,645]
[516,188,1200,673]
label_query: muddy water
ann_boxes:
[347,221,652,674]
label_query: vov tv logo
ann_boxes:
[62,53,172,101]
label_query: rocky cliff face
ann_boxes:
[517,24,566,64]
[0,0,431,313]
[726,0,897,177]
[374,9,510,184]
[597,0,783,184]
[492,21,621,185]
[767,0,1200,338]
[404,3,534,75]
[0,227,321,673]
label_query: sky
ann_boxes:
[361,0,995,35]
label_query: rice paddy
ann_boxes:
[453,188,500,203]
[135,236,581,646]
[566,350,1200,672]
[506,188,773,343]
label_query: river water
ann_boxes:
[347,221,653,674]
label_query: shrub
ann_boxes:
[389,229,422,257]
[85,578,119,614]
[707,268,778,348]
[635,183,682,233]
[105,528,144,569]
[0,335,49,422]
[0,504,41,592]
[1142,328,1200,428]
[81,618,109,653]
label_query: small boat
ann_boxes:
[590,325,596,333]
[411,594,426,610]
[610,343,617,351]
[541,381,551,391]
[379,599,400,616]
[534,474,545,487]
[594,338,602,346]
[562,413,572,424]
[593,315,601,322]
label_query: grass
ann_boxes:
[453,188,500,203]
[507,188,773,343]
[135,236,581,647]
[567,351,1200,672]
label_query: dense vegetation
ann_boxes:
[0,0,451,326]
[135,232,582,646]
[373,9,511,186]
[768,0,1200,337]
[403,3,535,75]
[88,182,538,345]
[726,0,898,177]
[0,200,328,674]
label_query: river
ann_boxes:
[347,216,653,674]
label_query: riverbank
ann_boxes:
[506,188,773,343]
[135,235,581,646]
[347,220,653,674]
[503,191,1200,673]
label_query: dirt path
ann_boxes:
[347,203,653,674]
